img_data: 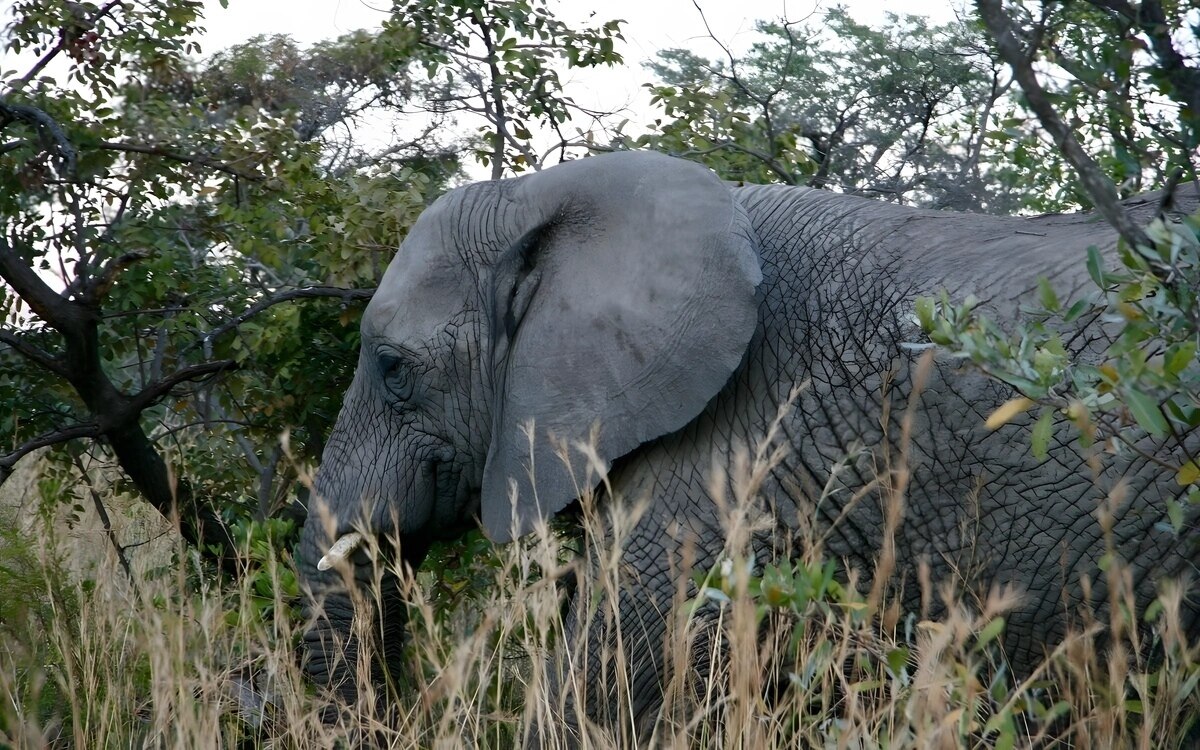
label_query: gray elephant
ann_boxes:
[296,151,1199,735]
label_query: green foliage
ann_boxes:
[637,4,1198,214]
[0,3,460,569]
[980,1,1199,212]
[0,521,79,733]
[391,0,624,176]
[227,517,301,626]
[917,213,1200,525]
[634,10,1011,209]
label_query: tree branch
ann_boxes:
[675,142,800,185]
[976,0,1150,249]
[1128,0,1200,127]
[0,423,102,482]
[96,141,264,181]
[128,359,238,415]
[5,0,123,95]
[196,286,375,350]
[0,235,74,331]
[72,452,136,585]
[0,98,77,176]
[0,329,67,377]
[80,250,151,304]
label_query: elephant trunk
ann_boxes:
[296,497,427,708]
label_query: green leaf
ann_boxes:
[914,296,936,331]
[885,647,909,677]
[974,616,1006,650]
[1164,341,1196,377]
[1062,298,1092,322]
[1166,498,1184,534]
[1036,276,1060,312]
[1124,388,1168,437]
[1176,460,1200,486]
[1086,245,1105,287]
[1030,410,1054,460]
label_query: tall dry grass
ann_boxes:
[1,418,1197,748]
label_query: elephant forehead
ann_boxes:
[364,224,472,342]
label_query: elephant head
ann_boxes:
[296,151,763,697]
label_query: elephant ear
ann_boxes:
[481,151,762,542]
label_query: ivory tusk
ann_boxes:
[317,531,364,571]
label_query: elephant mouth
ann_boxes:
[317,457,446,573]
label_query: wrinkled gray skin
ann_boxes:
[296,152,1199,735]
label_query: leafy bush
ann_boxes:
[917,213,1200,525]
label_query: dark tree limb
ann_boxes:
[976,0,1151,249]
[0,236,76,334]
[103,420,240,576]
[0,98,77,176]
[128,359,238,415]
[674,142,800,185]
[0,329,67,376]
[80,250,151,304]
[197,286,375,349]
[96,141,264,182]
[0,101,264,183]
[72,452,136,586]
[0,423,102,484]
[1085,0,1200,126]
[0,236,241,572]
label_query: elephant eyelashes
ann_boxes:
[378,352,415,401]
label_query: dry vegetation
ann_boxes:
[2,423,1198,749]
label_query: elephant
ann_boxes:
[295,150,1199,738]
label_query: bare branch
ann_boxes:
[128,359,238,415]
[5,0,123,95]
[197,286,375,350]
[676,142,800,185]
[72,452,136,584]
[0,329,67,376]
[81,250,152,304]
[0,98,77,176]
[976,0,1150,249]
[0,423,102,481]
[96,141,264,181]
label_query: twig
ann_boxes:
[0,423,102,480]
[81,250,151,304]
[127,359,238,415]
[96,141,263,181]
[0,329,67,376]
[0,98,77,177]
[71,452,136,585]
[194,286,375,351]
[5,0,123,95]
[976,0,1150,249]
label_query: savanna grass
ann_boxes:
[1,422,1197,748]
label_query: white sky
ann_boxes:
[193,0,965,176]
[1,0,966,177]
[198,1,961,54]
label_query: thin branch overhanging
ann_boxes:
[975,0,1151,249]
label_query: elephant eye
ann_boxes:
[378,352,415,401]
